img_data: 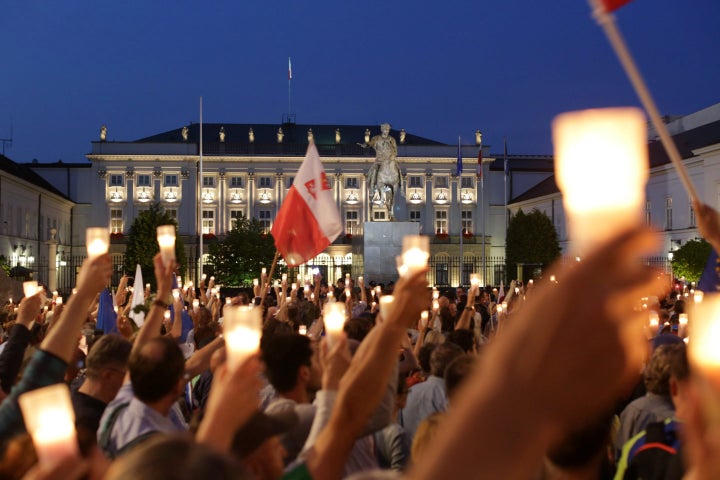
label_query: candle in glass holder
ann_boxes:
[648,311,660,335]
[553,107,648,256]
[323,302,346,347]
[210,276,215,282]
[55,296,63,306]
[358,276,363,284]
[400,235,430,276]
[86,227,109,259]
[291,283,297,291]
[261,267,267,276]
[202,273,207,281]
[687,293,720,421]
[145,283,151,291]
[156,225,176,267]
[470,274,481,288]
[282,273,288,282]
[19,383,78,466]
[432,289,439,300]
[299,325,308,335]
[172,289,180,301]
[223,305,262,371]
[679,313,689,337]
[253,279,259,287]
[23,281,39,298]
[379,295,395,322]
[192,299,200,311]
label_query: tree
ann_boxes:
[670,239,711,283]
[505,209,561,283]
[208,213,278,286]
[124,203,185,288]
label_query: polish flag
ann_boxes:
[599,0,633,12]
[272,143,342,266]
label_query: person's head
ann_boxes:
[262,333,319,396]
[545,412,614,472]
[439,307,454,332]
[643,344,675,395]
[105,434,249,480]
[129,336,186,405]
[231,411,297,480]
[666,343,690,419]
[85,334,132,399]
[380,123,391,136]
[430,342,464,378]
[418,343,436,375]
[344,317,372,342]
[455,287,465,300]
[446,330,475,354]
[444,354,475,402]
[64,347,86,384]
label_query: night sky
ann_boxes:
[2,0,718,164]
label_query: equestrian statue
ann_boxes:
[361,123,403,221]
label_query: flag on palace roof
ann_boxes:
[599,0,633,12]
[456,137,462,176]
[271,142,342,266]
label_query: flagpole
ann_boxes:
[503,137,508,234]
[481,159,486,288]
[458,136,463,286]
[198,97,204,284]
[288,57,292,119]
[261,250,281,304]
[590,0,698,203]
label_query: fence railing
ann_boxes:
[25,253,674,294]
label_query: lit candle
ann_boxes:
[345,273,351,282]
[282,273,288,282]
[345,288,350,298]
[695,291,704,303]
[177,276,182,289]
[222,305,262,370]
[497,304,503,315]
[379,295,395,322]
[202,273,207,281]
[86,227,109,259]
[261,268,267,276]
[55,296,63,306]
[192,299,199,311]
[299,325,308,335]
[471,274,481,287]
[304,285,310,294]
[23,281,39,298]
[291,283,297,291]
[72,288,77,295]
[553,107,648,256]
[327,291,334,302]
[432,289,439,300]
[400,235,430,276]
[432,300,440,312]
[52,290,58,298]
[113,305,118,314]
[172,289,180,300]
[420,311,429,329]
[210,276,215,282]
[145,283,150,290]
[323,302,346,347]
[549,275,556,283]
[226,297,231,305]
[679,313,689,338]
[648,311,659,335]
[375,286,382,297]
[358,276,364,284]
[18,384,78,466]
[501,301,508,311]
[156,225,176,267]
[163,310,171,321]
[253,279,259,287]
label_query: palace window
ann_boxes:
[164,175,178,187]
[434,176,449,189]
[409,176,423,188]
[136,174,151,187]
[345,211,359,235]
[461,210,473,234]
[203,176,215,188]
[110,209,123,234]
[202,210,215,235]
[345,177,359,189]
[435,210,448,234]
[257,210,272,233]
[230,176,244,188]
[665,197,673,230]
[109,174,124,187]
[259,176,273,188]
[460,177,474,188]
[410,210,421,222]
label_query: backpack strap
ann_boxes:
[98,402,130,458]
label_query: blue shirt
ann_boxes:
[398,375,447,440]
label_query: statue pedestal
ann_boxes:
[353,222,420,286]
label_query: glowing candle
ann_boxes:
[470,274,481,287]
[172,289,180,300]
[550,275,556,283]
[192,299,199,311]
[679,313,689,338]
[23,281,39,298]
[177,276,182,289]
[345,288,351,298]
[86,227,109,259]
[358,276,364,284]
[291,283,297,291]
[163,310,171,321]
[19,384,78,466]
[202,273,207,281]
[261,267,267,276]
[323,302,346,347]
[432,300,440,312]
[379,295,395,322]
[432,289,439,300]
[210,276,215,282]
[375,286,382,296]
[299,325,308,335]
[222,305,262,370]
[420,311,429,329]
[282,273,288,282]
[55,296,63,306]
[52,290,58,298]
[156,225,176,267]
[113,305,118,314]
[253,279,259,287]
[497,304,503,315]
[695,291,704,304]
[226,297,231,305]
[553,107,647,256]
[400,235,430,276]
[327,291,334,302]
[345,273,350,282]
[648,311,659,335]
[145,283,150,290]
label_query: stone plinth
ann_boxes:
[353,222,420,286]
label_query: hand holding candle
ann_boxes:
[222,305,262,371]
[323,301,346,347]
[400,235,429,277]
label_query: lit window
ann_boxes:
[461,210,473,234]
[257,210,272,233]
[345,211,359,235]
[434,177,448,189]
[202,210,215,234]
[110,209,123,234]
[435,210,448,234]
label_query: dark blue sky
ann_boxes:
[2,0,718,163]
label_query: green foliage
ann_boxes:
[208,213,277,286]
[124,203,185,288]
[0,255,10,276]
[505,209,561,281]
[671,239,712,283]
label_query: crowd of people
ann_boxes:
[0,200,719,479]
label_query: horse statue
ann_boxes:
[363,123,403,221]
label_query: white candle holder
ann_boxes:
[299,325,308,336]
[223,305,262,371]
[18,383,78,466]
[156,225,176,267]
[323,301,346,347]
[400,235,430,276]
[553,107,648,256]
[86,227,109,259]
[379,295,395,322]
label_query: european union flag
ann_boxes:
[697,249,719,292]
[456,137,463,176]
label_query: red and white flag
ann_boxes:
[599,0,632,12]
[271,143,342,266]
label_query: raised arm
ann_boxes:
[131,253,175,353]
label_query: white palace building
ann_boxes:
[1,102,719,293]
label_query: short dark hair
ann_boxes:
[261,334,313,393]
[129,337,185,403]
[344,317,372,342]
[446,330,474,354]
[444,355,474,399]
[418,343,436,374]
[85,334,132,379]
[430,342,464,378]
